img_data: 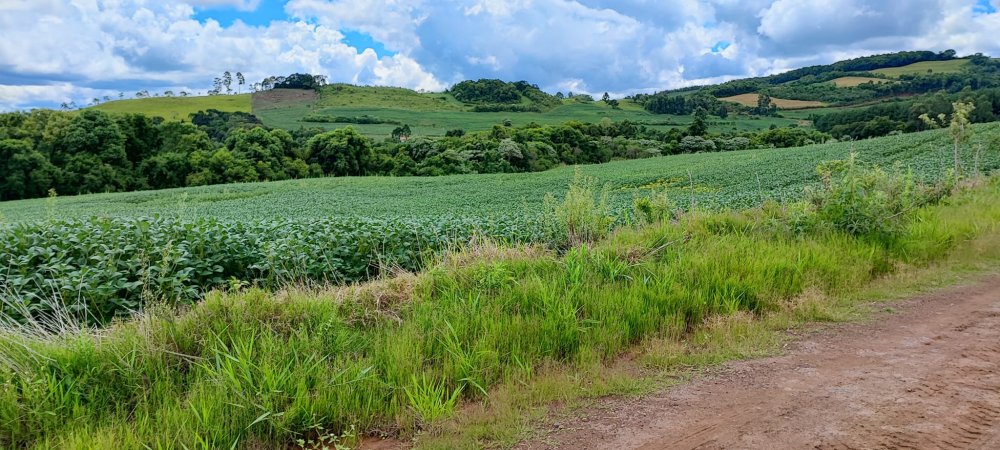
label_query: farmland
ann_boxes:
[6,125,997,223]
[92,94,252,121]
[829,76,894,87]
[872,58,971,77]
[254,86,799,137]
[3,139,1000,449]
[719,93,826,110]
[2,125,998,323]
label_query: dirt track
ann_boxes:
[519,276,1000,450]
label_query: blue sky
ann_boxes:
[0,0,998,110]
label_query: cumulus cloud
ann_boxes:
[1,0,999,110]
[186,0,262,11]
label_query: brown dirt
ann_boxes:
[252,88,317,111]
[719,93,826,110]
[518,275,1000,450]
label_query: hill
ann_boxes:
[75,51,999,142]
[872,59,970,77]
[92,94,251,121]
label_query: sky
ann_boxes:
[1,0,999,111]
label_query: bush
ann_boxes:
[543,170,615,246]
[807,154,954,238]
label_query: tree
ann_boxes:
[606,99,620,109]
[948,101,975,175]
[236,72,245,94]
[756,93,776,116]
[687,107,709,136]
[222,71,233,94]
[53,110,132,194]
[716,105,729,119]
[391,124,412,142]
[0,139,59,200]
[676,136,716,153]
[602,92,611,103]
[306,127,374,176]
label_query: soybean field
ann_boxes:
[2,125,998,322]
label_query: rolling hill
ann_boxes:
[92,94,251,121]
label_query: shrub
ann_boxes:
[542,170,615,246]
[807,154,954,238]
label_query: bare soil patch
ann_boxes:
[720,93,826,110]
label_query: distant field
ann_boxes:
[6,124,998,223]
[253,88,801,137]
[92,94,252,121]
[873,59,970,78]
[830,76,894,87]
[720,94,826,110]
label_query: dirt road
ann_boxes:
[519,276,1000,450]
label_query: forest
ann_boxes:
[0,107,827,201]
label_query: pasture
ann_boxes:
[92,94,252,121]
[872,59,970,77]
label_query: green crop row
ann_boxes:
[0,216,546,323]
[1,126,998,323]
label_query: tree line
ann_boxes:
[1,107,839,201]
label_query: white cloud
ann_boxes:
[185,0,262,11]
[2,0,1000,111]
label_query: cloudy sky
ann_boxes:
[1,0,999,111]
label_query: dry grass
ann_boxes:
[830,76,894,88]
[719,94,826,110]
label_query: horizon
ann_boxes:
[2,0,999,111]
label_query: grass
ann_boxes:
[719,93,827,110]
[4,124,998,224]
[91,94,252,121]
[84,85,805,138]
[2,169,999,449]
[829,76,894,87]
[872,59,970,78]
[254,92,799,138]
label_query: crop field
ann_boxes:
[9,125,998,224]
[872,59,970,77]
[2,125,999,321]
[91,94,252,121]
[830,76,894,87]
[255,96,799,137]
[720,93,827,110]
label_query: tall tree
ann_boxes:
[306,127,373,176]
[236,72,245,94]
[687,107,709,136]
[222,71,233,95]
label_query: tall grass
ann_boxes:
[1,170,999,449]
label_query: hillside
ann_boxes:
[872,58,970,77]
[73,51,999,143]
[92,94,251,121]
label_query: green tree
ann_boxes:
[948,101,975,175]
[687,107,709,136]
[306,127,374,176]
[54,110,132,194]
[0,139,59,200]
